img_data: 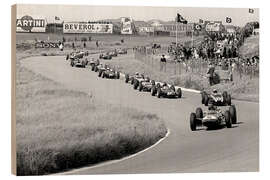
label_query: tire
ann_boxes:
[151,80,155,86]
[131,77,134,85]
[204,95,209,106]
[133,80,138,90]
[190,113,197,131]
[91,64,95,71]
[116,72,120,79]
[94,66,98,72]
[98,70,102,77]
[70,61,74,67]
[177,88,182,98]
[157,88,161,98]
[125,74,129,83]
[138,82,143,91]
[151,86,156,96]
[225,110,232,128]
[222,91,228,102]
[226,94,232,106]
[229,105,237,124]
[195,107,203,118]
[102,72,105,78]
[66,55,69,60]
[201,91,206,104]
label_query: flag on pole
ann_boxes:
[249,8,254,14]
[176,13,188,24]
[226,17,232,23]
[194,23,202,31]
[199,19,204,24]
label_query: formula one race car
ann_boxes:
[117,48,128,54]
[136,77,156,92]
[201,89,231,106]
[89,59,100,71]
[125,73,145,85]
[66,51,87,61]
[108,50,118,57]
[151,82,182,98]
[98,66,120,79]
[189,104,237,131]
[70,58,88,68]
[99,53,112,60]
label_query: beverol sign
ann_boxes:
[63,23,113,34]
[16,15,46,32]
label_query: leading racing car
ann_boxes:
[125,73,145,86]
[151,82,182,99]
[189,103,237,131]
[201,89,231,106]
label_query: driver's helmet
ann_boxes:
[163,82,167,87]
[145,77,150,82]
[212,89,218,94]
[208,99,215,110]
[135,72,139,76]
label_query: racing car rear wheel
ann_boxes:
[138,82,143,91]
[151,86,156,96]
[133,80,139,89]
[102,72,105,78]
[116,72,120,79]
[229,105,237,124]
[201,91,206,104]
[157,88,161,98]
[190,113,197,131]
[66,55,69,60]
[91,64,95,71]
[222,91,228,101]
[225,110,232,128]
[196,107,203,118]
[98,70,102,77]
[125,74,129,83]
[151,80,155,86]
[204,95,209,106]
[70,61,75,67]
[94,66,98,72]
[177,88,182,98]
[82,61,86,68]
[226,94,232,106]
[131,77,134,85]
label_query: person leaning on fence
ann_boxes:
[160,54,167,72]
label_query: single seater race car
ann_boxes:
[151,82,182,99]
[137,77,156,92]
[125,73,145,86]
[70,57,88,68]
[109,50,118,57]
[98,66,120,79]
[66,51,87,61]
[201,89,231,106]
[189,104,237,131]
[99,52,112,60]
[117,48,128,54]
[89,59,100,71]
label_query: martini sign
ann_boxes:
[16,15,46,32]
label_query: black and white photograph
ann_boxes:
[11,3,260,176]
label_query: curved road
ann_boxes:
[21,55,259,174]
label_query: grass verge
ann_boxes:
[16,53,167,175]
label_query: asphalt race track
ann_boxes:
[21,55,259,174]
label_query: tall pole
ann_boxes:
[176,22,178,45]
[192,29,194,47]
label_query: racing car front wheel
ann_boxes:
[229,105,237,124]
[98,70,102,77]
[225,110,232,128]
[138,82,143,91]
[116,72,120,79]
[190,113,197,131]
[151,86,156,96]
[133,80,139,90]
[177,88,182,98]
[157,88,161,98]
[125,74,129,83]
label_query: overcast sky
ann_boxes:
[16,4,259,26]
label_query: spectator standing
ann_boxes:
[160,54,167,72]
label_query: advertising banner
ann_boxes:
[204,21,222,32]
[121,17,133,34]
[16,15,46,33]
[63,22,113,34]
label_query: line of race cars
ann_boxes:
[65,50,238,132]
